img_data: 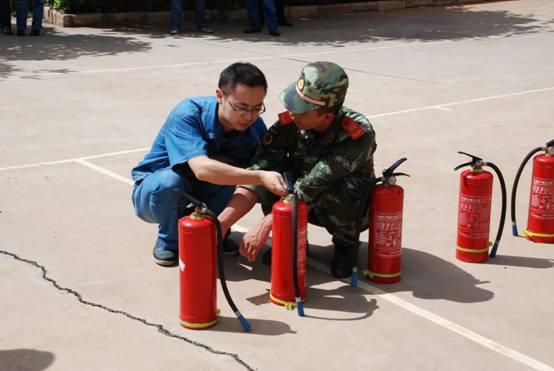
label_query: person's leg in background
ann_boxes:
[261,0,279,36]
[170,0,183,33]
[16,0,29,35]
[0,0,13,34]
[274,0,292,27]
[30,0,43,35]
[245,0,262,33]
[193,0,213,33]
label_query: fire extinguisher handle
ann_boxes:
[175,190,207,210]
[383,157,407,177]
[283,171,296,194]
[510,146,544,237]
[454,151,483,171]
[485,161,507,258]
[392,172,410,178]
[453,161,472,171]
[546,139,554,147]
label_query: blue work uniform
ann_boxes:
[131,96,267,252]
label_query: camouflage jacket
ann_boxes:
[244,106,376,205]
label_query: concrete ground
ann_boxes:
[1,1,553,370]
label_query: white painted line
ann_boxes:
[368,86,554,118]
[2,83,553,172]
[230,225,550,369]
[49,159,554,370]
[33,58,273,77]
[306,258,553,371]
[7,32,537,79]
[8,41,444,78]
[0,147,149,172]
[74,159,135,186]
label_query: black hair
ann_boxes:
[218,62,268,94]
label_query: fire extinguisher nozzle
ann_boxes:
[295,299,305,317]
[489,241,500,258]
[236,313,251,332]
[512,223,519,237]
[350,267,358,288]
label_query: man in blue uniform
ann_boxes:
[132,63,287,266]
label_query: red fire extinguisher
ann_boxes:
[270,173,308,316]
[365,157,408,284]
[178,192,251,331]
[511,139,554,243]
[454,151,507,263]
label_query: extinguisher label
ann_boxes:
[530,177,554,220]
[297,224,308,275]
[374,212,402,253]
[458,194,492,239]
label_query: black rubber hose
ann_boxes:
[510,147,543,236]
[485,162,507,258]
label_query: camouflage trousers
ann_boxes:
[262,175,373,250]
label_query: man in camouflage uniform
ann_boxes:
[219,61,376,278]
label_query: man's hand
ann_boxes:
[260,171,288,197]
[240,214,273,262]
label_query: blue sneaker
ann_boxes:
[152,241,177,267]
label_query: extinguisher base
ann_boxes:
[179,317,219,330]
[455,246,489,263]
[269,291,305,309]
[524,230,554,244]
[363,269,401,284]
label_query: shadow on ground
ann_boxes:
[109,5,554,44]
[210,315,298,335]
[488,254,554,269]
[222,235,378,321]
[0,26,151,79]
[0,349,55,371]
[1,5,552,78]
[223,235,497,304]
[379,247,495,303]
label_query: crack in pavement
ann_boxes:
[0,250,256,371]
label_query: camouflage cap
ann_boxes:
[279,61,349,114]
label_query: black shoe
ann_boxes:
[30,29,39,36]
[269,30,280,36]
[262,248,272,266]
[221,236,239,256]
[152,242,178,267]
[17,30,25,36]
[244,27,261,33]
[330,246,355,278]
[278,21,293,27]
[1,27,13,35]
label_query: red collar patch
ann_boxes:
[341,117,365,140]
[278,111,294,126]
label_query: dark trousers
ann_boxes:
[0,0,11,29]
[259,0,287,24]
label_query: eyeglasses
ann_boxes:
[225,97,266,116]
